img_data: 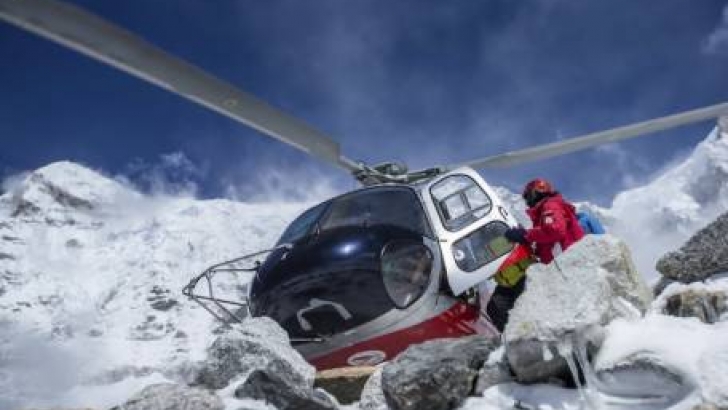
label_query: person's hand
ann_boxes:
[504,227,528,245]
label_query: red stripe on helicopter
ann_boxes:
[308,302,498,370]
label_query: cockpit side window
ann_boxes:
[320,188,432,237]
[430,175,493,231]
[277,202,329,245]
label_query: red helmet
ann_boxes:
[522,178,555,207]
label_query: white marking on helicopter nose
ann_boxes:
[296,298,352,331]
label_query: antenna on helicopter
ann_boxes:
[2,0,728,185]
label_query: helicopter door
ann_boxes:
[422,168,519,295]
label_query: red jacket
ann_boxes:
[524,194,584,264]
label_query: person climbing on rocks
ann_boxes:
[505,178,585,264]
[486,178,585,332]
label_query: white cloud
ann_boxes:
[120,152,205,197]
[703,5,728,55]
[594,143,652,190]
[223,164,343,204]
[1,171,29,195]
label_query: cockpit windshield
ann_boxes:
[320,187,432,237]
[277,202,329,245]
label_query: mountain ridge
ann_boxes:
[1,125,727,407]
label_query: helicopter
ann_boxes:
[3,0,728,370]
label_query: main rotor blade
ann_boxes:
[453,102,728,170]
[0,0,360,173]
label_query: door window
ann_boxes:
[452,221,513,272]
[431,175,493,231]
[277,202,328,245]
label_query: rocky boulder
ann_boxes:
[657,211,728,282]
[234,369,338,410]
[110,383,223,410]
[663,288,726,324]
[504,235,651,384]
[473,347,514,396]
[381,335,499,410]
[194,317,314,390]
[359,367,388,410]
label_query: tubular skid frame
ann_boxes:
[182,244,290,326]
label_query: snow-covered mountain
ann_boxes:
[0,162,310,408]
[1,125,727,408]
[496,126,728,282]
[596,127,728,281]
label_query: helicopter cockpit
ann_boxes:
[249,183,439,341]
[246,167,518,346]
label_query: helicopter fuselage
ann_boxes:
[249,167,519,368]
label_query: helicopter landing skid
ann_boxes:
[182,246,287,326]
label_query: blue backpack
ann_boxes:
[577,211,605,234]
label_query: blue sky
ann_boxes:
[1,0,728,205]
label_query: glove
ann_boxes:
[504,227,528,245]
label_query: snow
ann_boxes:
[600,128,728,281]
[651,276,728,315]
[595,315,728,409]
[0,162,312,409]
[54,373,175,409]
[464,309,728,410]
[493,128,728,283]
[1,125,728,409]
[463,383,582,410]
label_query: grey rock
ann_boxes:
[663,289,727,323]
[359,367,388,410]
[128,315,174,341]
[0,252,16,260]
[149,299,178,311]
[234,369,337,410]
[194,317,314,390]
[381,335,499,410]
[111,383,223,410]
[473,356,513,395]
[505,339,572,385]
[504,235,649,384]
[657,212,728,282]
[65,238,82,248]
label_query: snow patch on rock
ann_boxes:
[505,235,650,343]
